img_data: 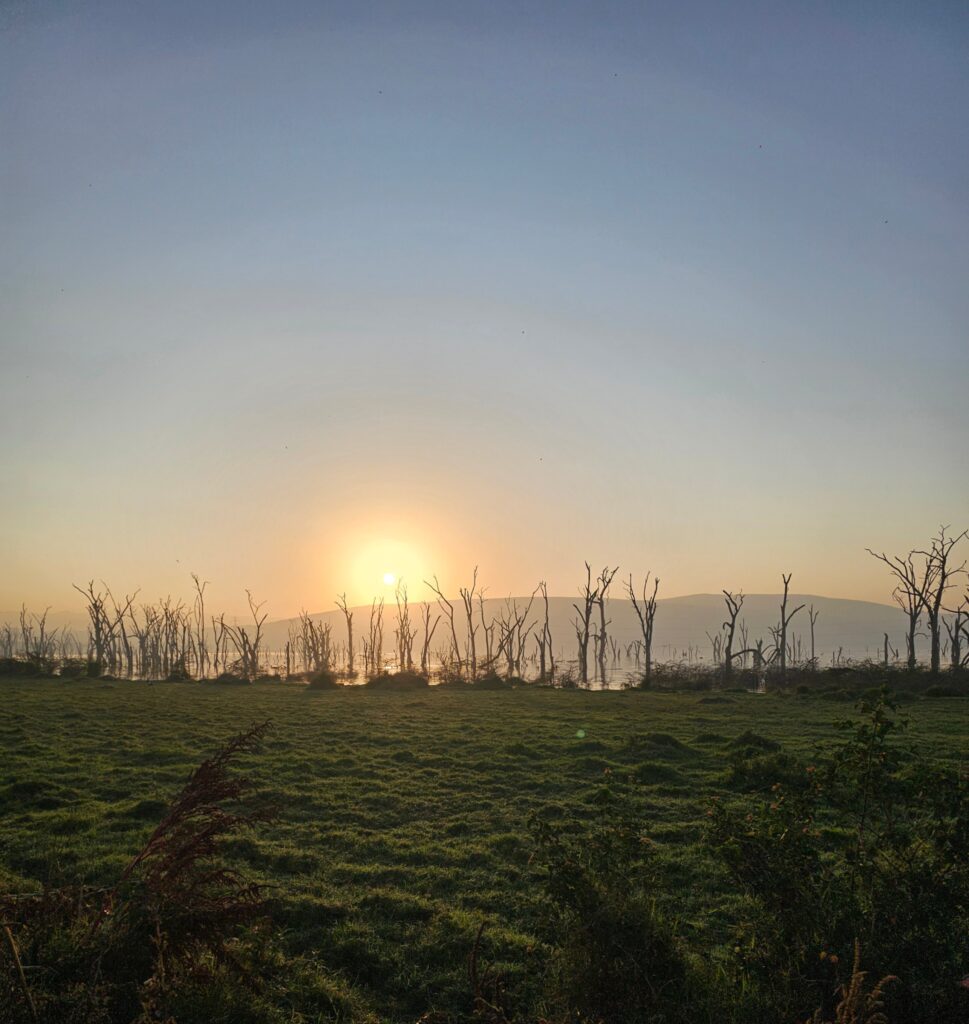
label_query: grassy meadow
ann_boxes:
[2,676,968,1022]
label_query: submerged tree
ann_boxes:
[394,582,417,671]
[221,591,267,680]
[536,580,554,681]
[914,526,968,674]
[808,604,820,670]
[867,545,936,671]
[572,563,599,686]
[459,568,480,678]
[721,590,744,684]
[595,566,619,682]
[426,575,461,675]
[73,580,138,676]
[775,573,804,680]
[626,572,659,685]
[419,602,440,676]
[335,593,354,675]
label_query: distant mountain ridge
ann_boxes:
[261,593,905,665]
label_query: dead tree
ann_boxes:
[394,582,417,671]
[222,591,267,680]
[954,589,962,667]
[721,590,745,684]
[366,598,384,674]
[882,632,898,668]
[335,594,354,675]
[572,563,599,685]
[536,581,554,681]
[72,582,138,676]
[192,574,209,677]
[295,611,331,672]
[867,545,937,671]
[706,631,723,666]
[944,599,967,671]
[419,603,440,676]
[459,568,480,678]
[478,593,496,668]
[914,526,968,674]
[18,606,59,670]
[808,604,820,670]
[0,622,13,658]
[426,575,461,675]
[496,593,535,679]
[626,572,659,685]
[595,566,619,682]
[211,613,229,677]
[775,573,804,680]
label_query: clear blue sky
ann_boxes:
[2,1,967,613]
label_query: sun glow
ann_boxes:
[327,528,441,606]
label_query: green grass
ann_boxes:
[2,676,968,1021]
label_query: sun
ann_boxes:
[382,572,396,587]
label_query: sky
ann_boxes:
[1,0,967,617]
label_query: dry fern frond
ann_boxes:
[97,719,276,959]
[805,940,898,1024]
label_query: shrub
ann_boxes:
[212,672,249,685]
[708,692,969,1023]
[307,669,340,690]
[0,657,39,677]
[530,788,700,1023]
[364,670,428,691]
[471,671,510,690]
[165,660,193,682]
[58,658,89,679]
[922,684,964,698]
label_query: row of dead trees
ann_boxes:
[3,527,966,682]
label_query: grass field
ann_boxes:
[2,676,968,1021]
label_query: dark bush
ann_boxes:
[364,670,428,691]
[165,660,194,682]
[0,657,38,677]
[709,692,969,1023]
[212,672,249,686]
[470,672,510,690]
[307,669,340,690]
[923,684,965,698]
[530,788,701,1023]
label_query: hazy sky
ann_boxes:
[2,1,967,615]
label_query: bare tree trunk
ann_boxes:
[595,566,618,683]
[336,594,354,676]
[426,576,461,677]
[721,591,744,684]
[808,604,819,670]
[626,572,659,686]
[776,573,804,682]
[420,603,440,676]
[915,526,968,674]
[572,563,598,686]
